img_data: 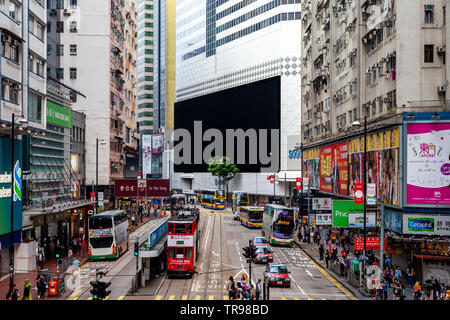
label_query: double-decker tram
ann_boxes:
[200,189,226,210]
[88,210,129,260]
[167,209,200,277]
[239,206,264,228]
[262,204,295,246]
[231,191,249,220]
[170,194,187,216]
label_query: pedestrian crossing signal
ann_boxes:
[134,242,139,256]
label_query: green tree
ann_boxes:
[207,156,239,202]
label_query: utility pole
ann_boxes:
[9,113,14,293]
[379,195,385,273]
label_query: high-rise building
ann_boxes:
[173,0,303,200]
[137,0,155,136]
[56,0,138,201]
[300,0,450,285]
[0,0,47,276]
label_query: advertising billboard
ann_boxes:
[406,122,450,205]
[348,212,376,228]
[174,76,281,173]
[0,137,23,241]
[312,198,332,211]
[142,135,152,177]
[385,211,402,233]
[319,145,333,193]
[114,179,170,198]
[402,214,450,236]
[152,132,164,154]
[332,200,364,228]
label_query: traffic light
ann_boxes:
[249,245,258,260]
[242,246,250,258]
[134,242,139,256]
[90,280,111,300]
[90,280,100,300]
[97,280,111,299]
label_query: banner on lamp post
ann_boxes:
[354,183,364,205]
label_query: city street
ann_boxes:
[128,206,356,301]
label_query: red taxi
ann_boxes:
[252,236,268,246]
[263,263,291,287]
[254,245,273,264]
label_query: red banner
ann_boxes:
[296,178,302,190]
[319,145,333,193]
[354,237,386,251]
[354,183,364,204]
[114,179,170,198]
[147,179,170,197]
[335,142,348,195]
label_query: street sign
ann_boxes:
[295,178,301,190]
[302,178,309,192]
[312,198,332,210]
[354,184,363,205]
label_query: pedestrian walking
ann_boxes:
[325,250,330,268]
[381,278,388,300]
[227,276,236,300]
[11,289,19,300]
[400,284,407,300]
[318,243,324,261]
[434,275,441,300]
[394,266,402,282]
[413,282,422,300]
[37,274,47,300]
[383,267,392,287]
[255,279,262,300]
[22,279,32,300]
[385,255,392,269]
[38,249,45,270]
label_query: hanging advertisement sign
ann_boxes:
[315,213,332,225]
[142,135,152,177]
[385,211,402,233]
[152,132,164,154]
[354,183,364,205]
[333,142,349,195]
[367,183,376,205]
[302,177,309,192]
[354,237,386,251]
[332,200,364,228]
[348,212,376,228]
[319,145,333,193]
[406,122,450,205]
[312,198,332,211]
[0,137,23,240]
[402,214,450,236]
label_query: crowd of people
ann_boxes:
[226,275,262,300]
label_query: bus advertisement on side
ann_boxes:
[263,205,295,246]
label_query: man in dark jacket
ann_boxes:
[37,274,47,300]
[318,244,324,260]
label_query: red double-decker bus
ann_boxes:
[167,209,199,277]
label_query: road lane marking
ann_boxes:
[208,295,214,300]
[296,245,358,300]
[223,295,229,300]
[281,297,287,300]
[72,297,78,300]
[104,296,109,300]
[88,297,93,300]
[195,295,201,300]
[169,295,175,300]
[308,298,314,300]
[155,295,162,300]
[181,295,188,300]
[294,298,300,300]
[117,296,124,300]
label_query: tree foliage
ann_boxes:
[207,156,239,181]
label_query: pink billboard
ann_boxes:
[406,123,450,205]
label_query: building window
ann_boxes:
[70,44,77,55]
[56,0,64,9]
[424,44,434,63]
[56,44,64,56]
[70,67,77,79]
[2,35,20,63]
[56,68,64,79]
[70,21,77,32]
[29,53,45,77]
[9,1,19,22]
[425,5,434,24]
[56,21,64,33]
[70,0,77,8]
[47,22,51,33]
[28,92,43,123]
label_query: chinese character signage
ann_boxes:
[354,237,386,251]
[142,135,152,177]
[406,123,450,205]
[152,133,164,154]
[312,198,332,211]
[402,214,450,236]
[315,213,332,225]
[114,179,170,197]
[47,101,72,128]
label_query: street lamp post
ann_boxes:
[94,138,106,214]
[352,116,367,284]
[9,113,27,294]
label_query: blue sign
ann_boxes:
[203,194,213,200]
[385,211,402,233]
[288,149,302,159]
[149,221,167,247]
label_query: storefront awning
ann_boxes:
[277,171,302,182]
[180,174,194,179]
